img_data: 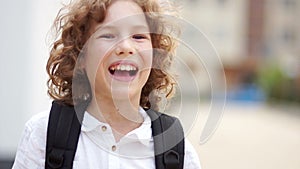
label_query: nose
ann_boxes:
[115,38,136,56]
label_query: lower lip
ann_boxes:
[109,72,137,82]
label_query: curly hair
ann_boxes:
[46,0,180,111]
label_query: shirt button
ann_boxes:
[112,145,117,152]
[101,126,107,132]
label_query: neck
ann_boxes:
[86,94,144,142]
[87,99,140,122]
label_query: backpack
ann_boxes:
[45,101,184,169]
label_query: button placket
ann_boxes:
[108,145,120,168]
[101,126,107,132]
[111,145,117,152]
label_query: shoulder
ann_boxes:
[147,109,201,168]
[25,110,49,130]
[20,110,49,147]
[12,110,50,169]
[184,139,202,169]
[146,108,179,123]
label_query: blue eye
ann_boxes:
[99,34,115,39]
[132,34,148,40]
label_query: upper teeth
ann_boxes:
[110,65,137,71]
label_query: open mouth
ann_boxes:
[108,63,139,81]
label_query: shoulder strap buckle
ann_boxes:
[164,150,180,169]
[47,148,64,169]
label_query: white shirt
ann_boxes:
[12,108,201,169]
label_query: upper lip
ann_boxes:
[108,60,139,71]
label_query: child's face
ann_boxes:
[84,0,153,100]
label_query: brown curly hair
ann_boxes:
[46,0,180,111]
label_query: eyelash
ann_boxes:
[97,34,149,40]
[99,34,115,39]
[132,34,148,40]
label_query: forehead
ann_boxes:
[89,0,150,35]
[103,0,146,25]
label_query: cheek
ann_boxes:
[84,44,107,86]
[85,41,112,70]
[84,53,98,81]
[147,51,153,68]
[147,50,153,71]
[139,44,153,68]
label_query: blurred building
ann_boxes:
[264,0,300,59]
[178,0,300,101]
[264,0,300,81]
[180,0,300,63]
[181,0,248,66]
[263,0,300,102]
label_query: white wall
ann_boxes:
[0,0,66,159]
[182,0,248,66]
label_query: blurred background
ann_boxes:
[179,0,300,169]
[0,0,299,168]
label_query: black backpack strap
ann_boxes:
[146,109,185,169]
[45,103,184,169]
[45,101,83,169]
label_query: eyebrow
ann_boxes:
[95,24,150,32]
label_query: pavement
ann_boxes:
[185,101,300,169]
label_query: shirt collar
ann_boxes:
[81,107,152,146]
[124,107,152,146]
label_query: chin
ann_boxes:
[110,86,141,100]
